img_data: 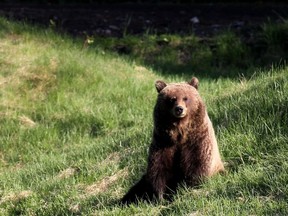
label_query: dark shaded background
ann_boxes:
[1,0,288,3]
[0,2,288,38]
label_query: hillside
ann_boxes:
[0,17,287,215]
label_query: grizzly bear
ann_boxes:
[121,77,224,204]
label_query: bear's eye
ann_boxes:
[167,97,177,105]
[183,97,188,101]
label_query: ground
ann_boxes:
[0,3,288,38]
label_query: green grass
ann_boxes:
[89,19,288,79]
[0,17,288,215]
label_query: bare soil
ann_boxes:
[0,3,287,38]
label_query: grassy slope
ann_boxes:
[0,18,287,215]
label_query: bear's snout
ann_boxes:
[175,106,183,114]
[173,105,187,118]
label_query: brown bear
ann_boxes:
[121,77,224,204]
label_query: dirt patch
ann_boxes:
[83,168,128,197]
[0,190,33,204]
[19,115,37,128]
[0,3,287,38]
[55,167,78,180]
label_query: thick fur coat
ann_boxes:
[122,77,224,204]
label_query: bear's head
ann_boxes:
[154,77,201,119]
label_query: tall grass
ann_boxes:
[0,17,287,215]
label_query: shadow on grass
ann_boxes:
[93,22,288,80]
[146,60,256,80]
[135,38,287,80]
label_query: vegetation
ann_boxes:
[91,20,288,78]
[0,17,287,215]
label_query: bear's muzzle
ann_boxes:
[173,106,187,118]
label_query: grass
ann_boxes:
[89,19,288,79]
[0,17,288,215]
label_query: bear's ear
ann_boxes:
[155,80,167,93]
[188,77,199,90]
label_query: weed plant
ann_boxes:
[0,17,287,215]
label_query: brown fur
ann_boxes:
[121,77,224,204]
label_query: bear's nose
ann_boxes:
[175,106,183,115]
